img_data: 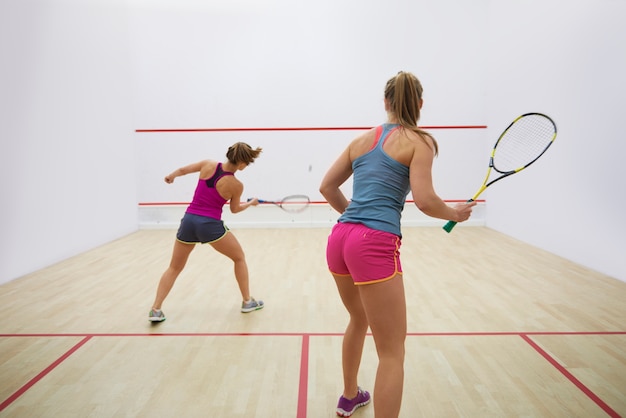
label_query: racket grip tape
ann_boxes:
[443,221,458,233]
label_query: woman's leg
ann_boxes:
[210,232,251,301]
[358,274,406,418]
[333,274,369,399]
[151,240,195,310]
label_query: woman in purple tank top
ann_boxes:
[148,142,265,322]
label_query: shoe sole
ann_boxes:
[241,305,264,313]
[148,317,166,322]
[336,399,370,416]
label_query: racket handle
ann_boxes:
[443,221,458,233]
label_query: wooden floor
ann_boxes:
[1,227,625,417]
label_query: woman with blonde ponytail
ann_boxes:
[320,72,476,417]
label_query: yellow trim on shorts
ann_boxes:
[328,269,403,285]
[355,271,403,286]
[176,227,230,245]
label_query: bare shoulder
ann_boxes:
[382,128,434,166]
[216,173,243,200]
[401,129,436,153]
[399,128,431,144]
[348,128,378,160]
[198,159,218,178]
[405,129,437,166]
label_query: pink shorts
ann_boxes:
[326,222,402,285]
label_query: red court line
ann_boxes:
[521,334,621,418]
[297,334,310,418]
[137,199,487,207]
[135,125,487,133]
[138,200,329,206]
[0,332,342,338]
[2,332,623,416]
[1,331,625,338]
[0,336,93,413]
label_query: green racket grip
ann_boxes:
[443,220,458,233]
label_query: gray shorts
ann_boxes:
[176,212,229,244]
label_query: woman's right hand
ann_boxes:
[453,201,477,222]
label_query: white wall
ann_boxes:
[130,0,489,128]
[132,0,625,283]
[130,0,491,225]
[2,0,623,285]
[0,0,138,285]
[486,0,626,282]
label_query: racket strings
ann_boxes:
[278,195,311,213]
[493,115,556,173]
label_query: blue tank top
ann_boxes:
[338,123,409,237]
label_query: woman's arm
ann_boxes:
[409,141,475,222]
[164,160,207,183]
[228,181,258,214]
[319,146,353,214]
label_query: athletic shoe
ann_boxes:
[241,297,264,313]
[148,309,166,322]
[336,387,371,417]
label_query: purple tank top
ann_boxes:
[186,162,234,219]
